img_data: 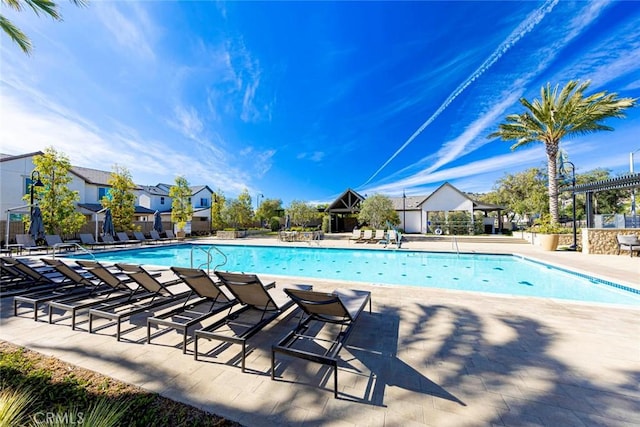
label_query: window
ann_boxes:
[98,187,110,201]
[200,198,209,207]
[160,197,165,205]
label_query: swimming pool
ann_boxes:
[71,244,640,306]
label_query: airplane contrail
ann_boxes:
[361,0,559,187]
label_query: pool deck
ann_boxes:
[1,234,639,426]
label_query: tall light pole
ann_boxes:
[632,150,635,223]
[402,190,406,232]
[562,161,577,251]
[256,193,264,227]
[29,170,44,216]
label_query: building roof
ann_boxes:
[190,185,214,195]
[138,185,170,196]
[70,166,113,186]
[78,203,155,214]
[390,195,428,211]
[0,151,44,162]
[326,188,365,213]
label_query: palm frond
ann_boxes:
[0,14,32,54]
[24,0,60,20]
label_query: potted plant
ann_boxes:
[531,214,567,251]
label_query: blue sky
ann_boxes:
[1,1,639,205]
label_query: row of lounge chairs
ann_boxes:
[81,230,179,248]
[348,229,401,246]
[6,231,179,255]
[2,256,372,398]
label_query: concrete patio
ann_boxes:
[1,234,639,426]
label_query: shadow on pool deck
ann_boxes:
[1,234,639,426]
[2,282,639,426]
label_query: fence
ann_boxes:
[427,220,486,235]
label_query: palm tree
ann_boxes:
[1,0,86,55]
[489,80,636,224]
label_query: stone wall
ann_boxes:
[216,230,247,239]
[582,228,639,255]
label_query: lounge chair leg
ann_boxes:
[116,321,121,341]
[241,341,246,373]
[194,335,199,360]
[147,323,152,344]
[334,364,338,399]
[48,306,53,324]
[89,314,93,333]
[182,330,187,354]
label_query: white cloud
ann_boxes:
[170,105,204,140]
[94,2,157,61]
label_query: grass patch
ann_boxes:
[0,341,240,427]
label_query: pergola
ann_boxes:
[568,173,640,228]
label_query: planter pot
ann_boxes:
[538,234,559,251]
[175,230,186,239]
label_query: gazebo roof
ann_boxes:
[326,188,365,213]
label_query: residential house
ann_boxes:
[136,184,213,227]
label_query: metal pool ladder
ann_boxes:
[452,236,460,257]
[51,242,96,260]
[190,245,227,275]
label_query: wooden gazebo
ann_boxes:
[325,188,365,232]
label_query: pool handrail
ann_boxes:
[190,244,227,274]
[51,242,96,261]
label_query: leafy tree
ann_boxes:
[101,165,137,232]
[255,198,282,226]
[169,176,193,231]
[489,80,636,224]
[1,0,87,55]
[357,194,399,229]
[286,200,319,230]
[210,190,226,231]
[479,168,548,222]
[27,147,85,236]
[221,189,253,229]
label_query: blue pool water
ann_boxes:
[71,244,640,306]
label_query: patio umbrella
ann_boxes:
[153,210,163,232]
[102,208,115,237]
[29,206,44,240]
[285,214,291,230]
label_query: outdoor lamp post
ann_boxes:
[29,170,44,216]
[256,193,264,211]
[256,193,264,227]
[563,161,577,251]
[402,190,406,232]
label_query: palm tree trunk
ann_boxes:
[546,142,559,223]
